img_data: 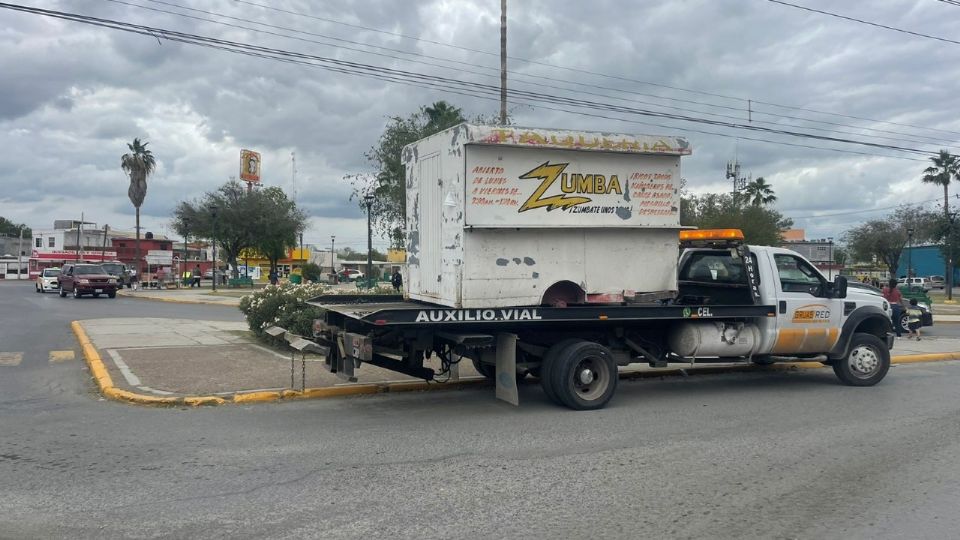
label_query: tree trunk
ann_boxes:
[134,207,141,280]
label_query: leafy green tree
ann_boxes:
[121,138,156,273]
[843,205,939,275]
[0,217,30,238]
[347,101,466,248]
[250,187,307,276]
[743,176,776,206]
[681,192,792,246]
[173,183,306,277]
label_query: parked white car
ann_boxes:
[35,267,61,293]
[898,277,932,291]
[928,275,945,289]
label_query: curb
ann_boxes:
[71,320,490,407]
[116,290,240,307]
[71,319,960,408]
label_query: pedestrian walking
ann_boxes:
[882,279,904,337]
[391,270,403,292]
[193,265,202,288]
[906,298,923,341]
[269,268,279,286]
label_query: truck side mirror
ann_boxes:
[833,276,848,299]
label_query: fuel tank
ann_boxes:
[667,322,761,357]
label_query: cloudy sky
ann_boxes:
[1,0,958,249]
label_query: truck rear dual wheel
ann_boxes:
[542,339,618,410]
[833,333,890,386]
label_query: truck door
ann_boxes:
[768,252,844,355]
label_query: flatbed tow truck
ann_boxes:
[309,230,894,410]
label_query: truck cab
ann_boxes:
[678,231,893,385]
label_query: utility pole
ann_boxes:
[330,235,336,283]
[365,194,374,287]
[499,0,507,125]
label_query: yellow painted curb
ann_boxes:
[232,391,282,403]
[184,396,228,406]
[116,291,239,307]
[892,352,960,364]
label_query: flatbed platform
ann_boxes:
[308,294,776,328]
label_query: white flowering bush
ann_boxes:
[239,282,329,343]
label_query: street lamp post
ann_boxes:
[364,194,374,288]
[827,237,834,280]
[17,225,24,281]
[907,227,914,280]
[330,235,336,283]
[210,205,219,292]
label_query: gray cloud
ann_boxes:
[1,0,959,247]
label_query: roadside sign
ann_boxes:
[240,149,261,183]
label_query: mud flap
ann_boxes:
[495,333,519,406]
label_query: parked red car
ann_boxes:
[58,263,119,299]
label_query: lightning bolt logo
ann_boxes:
[518,162,592,212]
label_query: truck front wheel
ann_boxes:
[545,340,618,410]
[833,333,890,386]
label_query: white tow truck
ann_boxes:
[309,124,894,410]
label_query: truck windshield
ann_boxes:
[75,266,106,275]
[101,264,123,274]
[679,252,747,285]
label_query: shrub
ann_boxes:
[239,282,328,345]
[301,262,323,282]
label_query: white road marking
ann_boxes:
[106,349,142,386]
[0,352,23,366]
[138,386,175,395]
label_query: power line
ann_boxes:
[0,3,937,162]
[114,0,954,150]
[786,197,942,220]
[230,0,960,139]
[766,0,960,46]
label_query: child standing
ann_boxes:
[906,298,923,341]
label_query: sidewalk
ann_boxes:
[75,318,486,402]
[73,317,960,406]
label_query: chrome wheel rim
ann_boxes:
[849,345,881,378]
[572,356,610,401]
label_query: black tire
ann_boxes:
[471,357,496,379]
[540,338,583,405]
[898,313,910,334]
[832,333,890,387]
[58,286,66,298]
[73,287,81,299]
[108,291,116,298]
[547,340,618,410]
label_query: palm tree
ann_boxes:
[121,138,156,279]
[743,176,777,206]
[922,150,958,220]
[423,101,464,132]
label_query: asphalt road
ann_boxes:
[2,280,960,539]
